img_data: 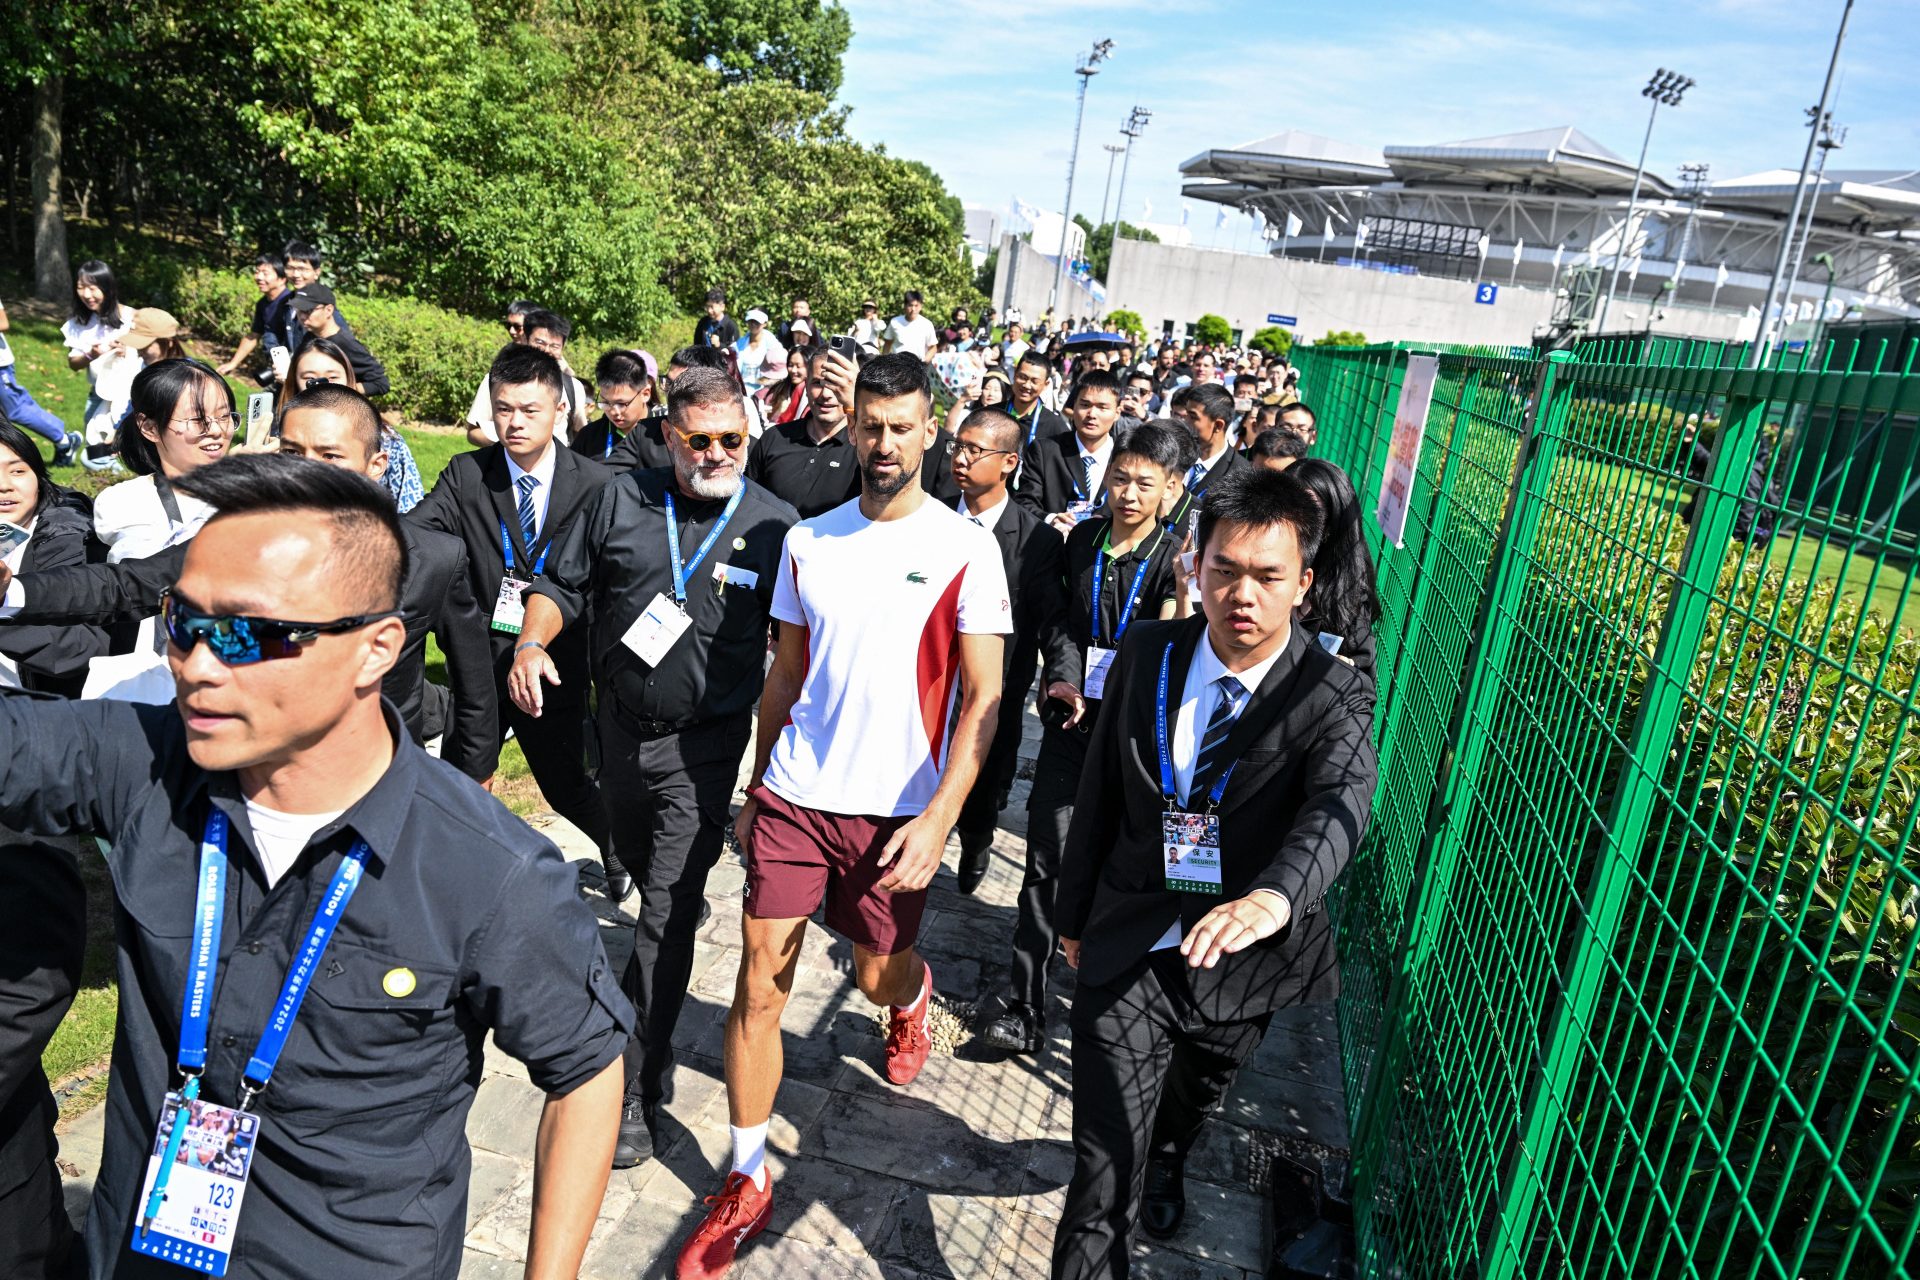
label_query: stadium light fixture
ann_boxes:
[1052,40,1116,313]
[1597,68,1694,333]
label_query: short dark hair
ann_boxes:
[903,289,924,305]
[1109,419,1187,478]
[666,366,747,430]
[284,384,384,460]
[1068,369,1124,408]
[705,288,727,305]
[594,348,654,389]
[488,342,566,404]
[1126,369,1155,390]
[1249,428,1310,463]
[957,407,1021,453]
[523,308,571,342]
[172,453,408,613]
[1278,401,1317,428]
[0,416,60,523]
[856,352,931,411]
[1152,415,1201,474]
[1015,347,1052,374]
[1171,382,1235,424]
[119,359,236,477]
[254,252,287,277]
[506,299,541,318]
[282,240,321,268]
[1197,468,1324,569]
[670,344,732,375]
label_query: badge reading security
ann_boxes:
[382,967,417,998]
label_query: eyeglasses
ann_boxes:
[168,413,236,439]
[596,394,643,413]
[673,426,747,452]
[951,443,1013,464]
[161,589,399,666]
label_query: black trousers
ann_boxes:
[1008,718,1091,1010]
[0,1099,82,1280]
[496,665,611,854]
[599,706,754,1110]
[1051,950,1272,1280]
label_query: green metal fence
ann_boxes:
[1292,335,1920,1279]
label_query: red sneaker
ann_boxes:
[884,961,934,1085]
[675,1171,773,1280]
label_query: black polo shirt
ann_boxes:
[529,469,797,727]
[743,414,859,519]
[572,408,667,466]
[0,694,630,1279]
[1041,516,1178,692]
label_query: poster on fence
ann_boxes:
[1375,354,1438,548]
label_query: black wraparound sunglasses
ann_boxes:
[161,589,400,666]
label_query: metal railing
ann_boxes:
[1292,334,1920,1278]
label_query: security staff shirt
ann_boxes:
[743,414,859,519]
[0,694,631,1279]
[529,468,798,727]
[1040,516,1178,693]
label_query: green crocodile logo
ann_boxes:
[906,571,928,584]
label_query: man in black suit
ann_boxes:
[0,387,499,781]
[410,344,614,863]
[1013,369,1125,534]
[1166,381,1249,534]
[1050,468,1377,1279]
[1008,348,1071,455]
[946,407,1066,892]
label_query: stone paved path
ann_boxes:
[57,711,1348,1278]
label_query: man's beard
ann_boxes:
[861,454,920,497]
[679,459,741,500]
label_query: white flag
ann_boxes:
[1745,305,1761,319]
[1250,208,1265,231]
[1180,204,1190,226]
[1286,211,1304,238]
[1715,262,1729,288]
[1324,217,1335,240]
[1355,221,1370,249]
[1140,196,1152,221]
[1216,207,1229,229]
[1627,255,1642,286]
[1671,258,1687,282]
[1476,233,1490,259]
[1551,244,1564,271]
[1511,238,1525,263]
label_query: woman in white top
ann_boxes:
[93,358,229,564]
[60,260,141,473]
[733,308,786,394]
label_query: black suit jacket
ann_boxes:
[0,833,84,1202]
[920,428,962,504]
[4,526,500,778]
[1013,432,1105,521]
[980,499,1066,688]
[408,444,612,677]
[1166,445,1250,535]
[0,496,108,696]
[602,415,673,473]
[1055,617,1376,1018]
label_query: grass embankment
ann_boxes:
[3,298,546,1116]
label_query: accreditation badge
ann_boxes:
[130,1092,262,1275]
[620,592,693,666]
[1083,645,1117,700]
[1162,811,1224,894]
[490,575,531,635]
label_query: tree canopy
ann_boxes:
[1194,314,1233,347]
[1071,216,1161,285]
[0,0,976,334]
[1247,326,1294,360]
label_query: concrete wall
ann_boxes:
[990,234,1101,323]
[1105,238,1751,347]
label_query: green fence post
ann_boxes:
[1481,383,1771,1277]
[1349,350,1576,1238]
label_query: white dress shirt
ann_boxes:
[505,443,559,543]
[1074,435,1114,501]
[956,493,1008,533]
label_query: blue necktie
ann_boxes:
[1081,452,1098,497]
[515,473,540,546]
[1191,675,1248,804]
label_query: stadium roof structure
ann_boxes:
[1180,126,1920,318]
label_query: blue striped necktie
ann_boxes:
[515,473,540,545]
[1191,675,1248,804]
[1081,452,1098,496]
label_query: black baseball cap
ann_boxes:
[289,284,337,312]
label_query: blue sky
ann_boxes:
[835,0,1920,249]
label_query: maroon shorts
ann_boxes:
[743,786,928,955]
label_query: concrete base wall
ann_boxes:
[1106,238,1752,347]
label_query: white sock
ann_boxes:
[730,1122,769,1190]
[892,976,926,1014]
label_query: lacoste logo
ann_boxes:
[906,571,928,584]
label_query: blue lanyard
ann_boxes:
[603,427,615,459]
[178,809,369,1101]
[1155,642,1239,810]
[499,521,549,577]
[1090,525,1162,647]
[664,482,746,605]
[1024,404,1045,448]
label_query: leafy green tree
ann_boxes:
[1194,313,1233,347]
[1317,329,1369,348]
[973,246,998,299]
[647,0,851,97]
[1070,215,1159,284]
[1248,326,1293,361]
[1105,309,1147,340]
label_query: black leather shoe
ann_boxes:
[979,1001,1042,1054]
[611,1090,653,1168]
[604,868,633,905]
[955,833,992,895]
[1140,1156,1186,1239]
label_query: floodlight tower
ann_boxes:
[1597,67,1694,334]
[1051,39,1115,312]
[1111,106,1152,247]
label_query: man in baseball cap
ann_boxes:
[289,285,389,396]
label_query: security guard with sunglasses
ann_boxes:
[507,364,796,1171]
[0,454,629,1280]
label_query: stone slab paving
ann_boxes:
[56,706,1349,1277]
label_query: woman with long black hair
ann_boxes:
[1285,457,1382,685]
[0,416,108,695]
[61,260,140,471]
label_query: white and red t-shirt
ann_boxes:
[764,496,1013,817]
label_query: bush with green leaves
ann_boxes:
[1194,314,1232,347]
[1316,330,1369,348]
[1104,309,1146,341]
[1248,326,1293,361]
